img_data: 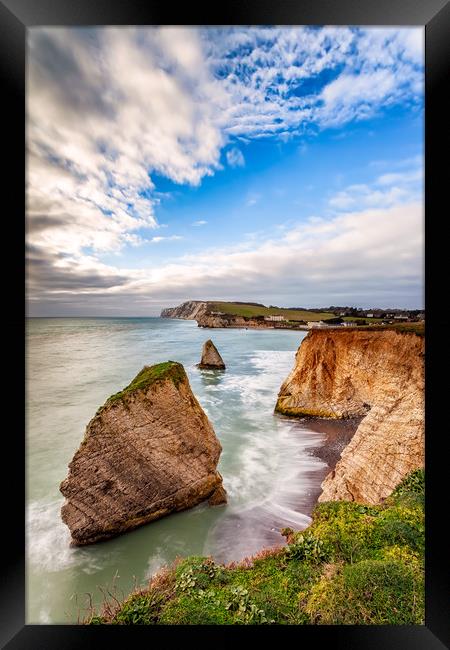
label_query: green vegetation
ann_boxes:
[85,469,424,625]
[384,321,425,336]
[209,302,334,321]
[344,322,425,337]
[342,316,385,323]
[206,303,424,333]
[102,361,186,409]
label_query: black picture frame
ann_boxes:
[2,0,449,647]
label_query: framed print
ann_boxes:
[2,0,449,647]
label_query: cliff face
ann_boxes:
[197,314,247,328]
[276,330,424,504]
[161,301,208,320]
[60,362,226,546]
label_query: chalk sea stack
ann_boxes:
[276,329,424,504]
[197,339,226,370]
[60,361,226,546]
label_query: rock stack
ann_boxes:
[197,339,226,370]
[60,361,226,546]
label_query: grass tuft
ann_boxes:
[98,361,186,412]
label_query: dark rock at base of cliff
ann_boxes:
[197,339,226,370]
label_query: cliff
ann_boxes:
[161,301,308,330]
[197,313,247,328]
[161,301,208,320]
[275,329,424,504]
[60,362,226,546]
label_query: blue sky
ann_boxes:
[27,27,424,315]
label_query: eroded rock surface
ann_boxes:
[161,301,208,320]
[197,339,226,369]
[275,329,424,504]
[60,361,226,545]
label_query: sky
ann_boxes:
[26,26,424,316]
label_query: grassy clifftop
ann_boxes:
[86,469,424,625]
[101,362,186,410]
[209,302,334,321]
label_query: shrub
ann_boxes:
[175,557,220,593]
[310,502,379,563]
[372,505,425,554]
[158,592,234,625]
[225,586,274,624]
[391,469,424,498]
[285,533,331,564]
[306,559,424,624]
[112,592,162,625]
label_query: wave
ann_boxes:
[203,350,330,563]
[26,499,103,574]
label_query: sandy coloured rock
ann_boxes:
[197,339,226,369]
[275,329,424,504]
[60,361,226,546]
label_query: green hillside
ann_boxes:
[209,302,334,322]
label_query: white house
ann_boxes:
[265,315,286,322]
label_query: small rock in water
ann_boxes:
[197,339,226,370]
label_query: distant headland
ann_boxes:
[161,300,424,334]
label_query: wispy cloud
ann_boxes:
[206,26,423,136]
[246,192,261,207]
[328,157,423,211]
[26,26,423,313]
[29,198,423,314]
[28,159,423,314]
[226,147,245,167]
[192,220,208,226]
[148,235,183,243]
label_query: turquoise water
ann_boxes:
[26,317,332,624]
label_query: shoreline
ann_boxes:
[277,414,362,520]
[210,415,361,564]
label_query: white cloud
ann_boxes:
[27,27,224,264]
[226,147,245,167]
[148,235,183,243]
[205,26,423,137]
[30,200,422,314]
[377,169,423,186]
[26,26,424,312]
[28,159,424,312]
[329,192,357,210]
[192,220,208,226]
[246,192,261,206]
[328,157,423,211]
[320,70,397,126]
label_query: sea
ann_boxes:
[26,316,341,623]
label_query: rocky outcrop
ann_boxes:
[198,340,226,369]
[275,329,424,504]
[161,300,309,330]
[197,314,247,328]
[60,361,226,546]
[161,301,208,320]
